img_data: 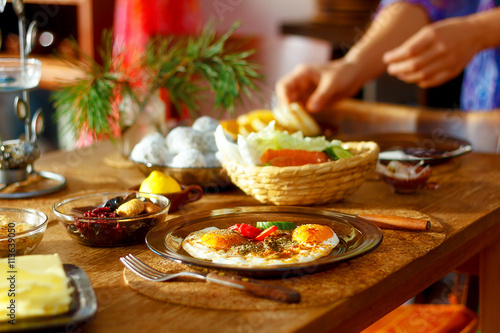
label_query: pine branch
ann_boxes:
[51,21,263,144]
[51,32,142,141]
[145,21,263,117]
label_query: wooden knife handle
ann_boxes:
[206,272,301,303]
[357,214,431,231]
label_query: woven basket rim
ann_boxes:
[221,141,379,205]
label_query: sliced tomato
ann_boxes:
[254,225,278,241]
[261,149,330,166]
[227,224,262,238]
[267,156,314,167]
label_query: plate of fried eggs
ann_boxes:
[146,206,383,278]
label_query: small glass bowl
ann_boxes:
[0,139,41,171]
[377,162,433,194]
[53,191,171,247]
[380,166,432,193]
[0,58,42,91]
[0,208,48,257]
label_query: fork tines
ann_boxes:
[120,254,164,280]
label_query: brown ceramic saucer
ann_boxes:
[129,185,203,212]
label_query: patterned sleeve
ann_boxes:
[377,0,444,22]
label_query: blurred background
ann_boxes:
[0,0,458,152]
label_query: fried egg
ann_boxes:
[181,224,339,267]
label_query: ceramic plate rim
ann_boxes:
[338,132,473,163]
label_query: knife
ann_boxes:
[332,211,431,231]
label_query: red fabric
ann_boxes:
[158,87,191,125]
[113,0,201,64]
[112,0,201,129]
[76,0,201,148]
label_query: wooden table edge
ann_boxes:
[291,207,500,333]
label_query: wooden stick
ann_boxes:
[357,214,431,231]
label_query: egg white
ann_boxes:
[181,226,339,267]
[181,227,224,261]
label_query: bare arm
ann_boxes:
[344,2,430,83]
[473,7,500,50]
[276,2,430,112]
[384,7,500,88]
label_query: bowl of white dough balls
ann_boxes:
[130,116,232,190]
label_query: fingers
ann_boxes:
[384,25,457,88]
[275,77,297,107]
[391,56,456,88]
[275,79,292,106]
[417,70,455,88]
[275,64,318,107]
[307,74,337,112]
[386,45,441,77]
[276,61,359,112]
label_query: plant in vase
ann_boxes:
[51,22,262,153]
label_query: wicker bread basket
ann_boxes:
[222,141,379,205]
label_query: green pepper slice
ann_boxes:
[256,221,296,230]
[323,146,354,161]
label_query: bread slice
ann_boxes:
[273,102,321,137]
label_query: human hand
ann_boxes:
[275,60,364,113]
[383,17,481,88]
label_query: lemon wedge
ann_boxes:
[139,171,181,194]
[236,110,276,136]
[220,119,239,139]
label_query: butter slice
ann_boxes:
[0,254,73,321]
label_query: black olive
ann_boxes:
[104,196,124,211]
[67,224,79,234]
[123,193,136,203]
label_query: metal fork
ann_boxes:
[120,254,208,282]
[120,254,300,303]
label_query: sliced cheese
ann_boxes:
[0,254,73,321]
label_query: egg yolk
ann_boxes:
[201,230,247,250]
[292,224,334,245]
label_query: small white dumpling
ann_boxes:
[202,131,218,152]
[130,132,169,165]
[203,153,222,168]
[169,149,207,168]
[192,116,219,132]
[162,151,176,166]
[166,126,207,154]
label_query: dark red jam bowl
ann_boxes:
[53,191,170,247]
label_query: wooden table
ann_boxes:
[2,142,500,333]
